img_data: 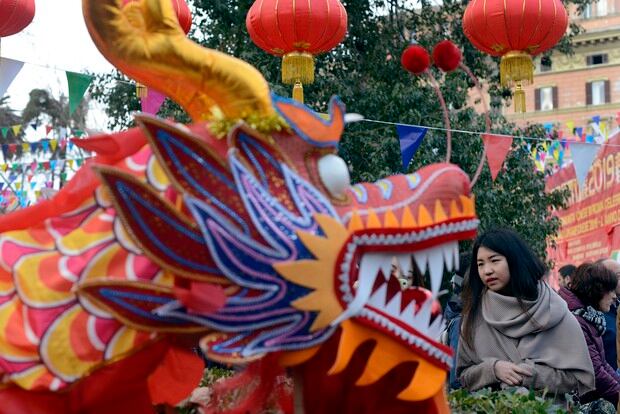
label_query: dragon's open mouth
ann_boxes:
[334,218,478,369]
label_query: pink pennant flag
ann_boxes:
[482,133,513,181]
[141,89,166,115]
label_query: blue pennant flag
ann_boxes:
[396,125,428,172]
[592,115,601,125]
[575,127,583,140]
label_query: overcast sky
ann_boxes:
[2,0,115,131]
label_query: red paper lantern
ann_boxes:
[0,0,35,37]
[122,0,192,34]
[462,0,568,112]
[246,0,348,102]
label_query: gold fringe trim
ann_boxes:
[208,110,290,138]
[136,82,148,99]
[500,51,533,87]
[282,52,315,85]
[292,81,304,103]
[513,84,526,113]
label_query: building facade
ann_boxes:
[503,1,620,139]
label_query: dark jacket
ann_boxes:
[602,304,618,370]
[558,287,620,405]
[443,296,462,389]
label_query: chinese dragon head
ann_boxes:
[0,0,478,413]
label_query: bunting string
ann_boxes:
[361,119,616,147]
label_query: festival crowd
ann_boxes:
[444,228,620,413]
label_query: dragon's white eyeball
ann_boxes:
[318,154,351,198]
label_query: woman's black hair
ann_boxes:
[570,263,618,309]
[460,228,546,348]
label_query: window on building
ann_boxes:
[586,80,611,105]
[596,0,608,16]
[538,57,552,73]
[583,3,592,18]
[535,86,558,111]
[587,54,609,66]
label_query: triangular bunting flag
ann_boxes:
[1,128,7,138]
[45,125,53,136]
[141,89,167,115]
[571,142,601,189]
[11,125,21,137]
[50,140,58,151]
[395,125,428,171]
[66,71,94,115]
[0,58,24,97]
[482,134,513,181]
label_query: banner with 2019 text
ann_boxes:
[546,132,620,272]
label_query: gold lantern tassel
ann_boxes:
[282,52,315,84]
[499,51,533,87]
[500,51,533,112]
[136,82,148,99]
[292,81,304,103]
[513,83,526,113]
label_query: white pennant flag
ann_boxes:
[571,142,601,189]
[0,58,24,97]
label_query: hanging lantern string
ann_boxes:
[359,119,615,147]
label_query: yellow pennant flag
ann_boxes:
[11,125,21,137]
[50,140,58,151]
[21,143,29,152]
[566,121,574,133]
[15,182,21,190]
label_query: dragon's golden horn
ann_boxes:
[82,0,274,121]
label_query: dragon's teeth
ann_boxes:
[397,253,412,278]
[413,249,428,276]
[428,246,444,296]
[385,291,402,316]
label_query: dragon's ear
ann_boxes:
[272,95,345,147]
[77,279,208,333]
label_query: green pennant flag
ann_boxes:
[1,128,7,139]
[66,71,93,115]
[74,129,84,137]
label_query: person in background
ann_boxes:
[558,264,577,289]
[559,262,620,406]
[457,228,594,400]
[597,259,620,371]
[442,252,470,389]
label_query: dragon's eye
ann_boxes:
[317,154,351,198]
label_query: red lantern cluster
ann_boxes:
[246,0,348,102]
[432,41,462,73]
[401,45,430,75]
[0,0,35,38]
[462,0,568,112]
[122,0,192,34]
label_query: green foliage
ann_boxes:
[448,388,570,414]
[89,0,595,259]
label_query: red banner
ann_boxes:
[546,132,620,272]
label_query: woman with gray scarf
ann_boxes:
[457,229,594,400]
